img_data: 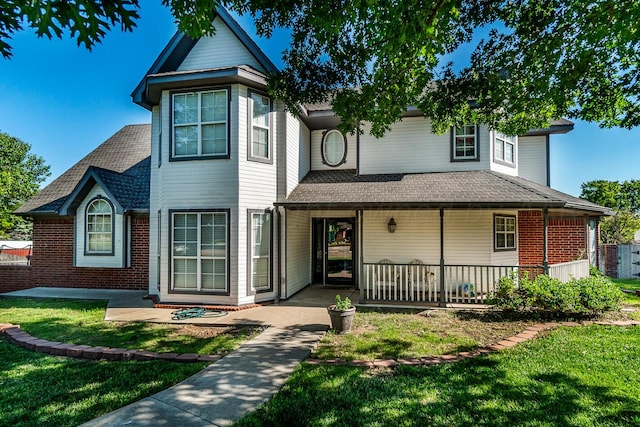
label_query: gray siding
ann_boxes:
[358,118,492,174]
[238,85,278,304]
[284,210,311,297]
[518,135,548,185]
[177,17,266,73]
[310,129,357,171]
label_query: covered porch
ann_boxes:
[275,170,611,306]
[362,259,589,305]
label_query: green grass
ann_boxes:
[314,310,531,361]
[0,297,261,426]
[0,339,207,427]
[611,278,640,307]
[239,325,640,426]
[0,297,259,354]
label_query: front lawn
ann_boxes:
[0,341,206,427]
[314,309,530,360]
[0,297,259,354]
[612,278,640,307]
[0,297,260,427]
[239,325,640,426]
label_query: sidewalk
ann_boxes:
[2,287,333,426]
[82,325,326,426]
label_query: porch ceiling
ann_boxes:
[277,169,612,215]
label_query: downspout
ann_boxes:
[542,208,549,274]
[275,207,282,304]
[356,122,361,175]
[439,208,446,307]
[545,135,551,187]
[358,209,365,304]
[584,215,589,264]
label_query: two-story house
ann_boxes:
[17,7,611,306]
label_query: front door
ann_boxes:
[313,218,355,286]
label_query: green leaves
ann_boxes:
[3,0,640,135]
[489,272,624,316]
[229,0,640,136]
[580,179,640,244]
[0,0,141,58]
[0,132,50,238]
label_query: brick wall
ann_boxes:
[30,215,149,290]
[518,210,588,266]
[601,244,618,277]
[0,265,32,293]
[518,210,544,265]
[548,217,586,264]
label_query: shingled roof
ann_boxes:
[16,124,151,215]
[278,169,612,215]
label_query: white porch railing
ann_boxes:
[362,263,545,304]
[547,259,590,282]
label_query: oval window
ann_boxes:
[322,130,347,167]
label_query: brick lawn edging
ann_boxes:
[305,320,640,369]
[0,323,221,363]
[3,320,640,366]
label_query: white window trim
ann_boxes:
[493,131,516,166]
[451,124,479,161]
[170,210,230,294]
[494,215,517,251]
[170,88,229,160]
[247,90,272,163]
[247,210,272,295]
[85,198,114,256]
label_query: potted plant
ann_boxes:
[327,294,356,333]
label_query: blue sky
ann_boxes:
[1,2,639,197]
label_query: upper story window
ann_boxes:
[322,129,347,167]
[172,89,229,160]
[451,124,478,161]
[86,198,113,255]
[494,132,516,166]
[248,91,272,162]
[495,215,517,250]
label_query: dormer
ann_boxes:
[131,7,278,111]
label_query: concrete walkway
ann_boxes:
[1,286,339,426]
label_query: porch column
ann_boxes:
[358,209,365,304]
[439,208,446,307]
[275,207,283,304]
[542,208,549,274]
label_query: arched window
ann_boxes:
[86,198,113,254]
[321,129,347,167]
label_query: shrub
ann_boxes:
[489,272,623,317]
[589,264,603,277]
[491,272,527,312]
[571,275,623,314]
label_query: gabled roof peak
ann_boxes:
[132,6,277,110]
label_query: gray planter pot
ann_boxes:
[327,305,356,334]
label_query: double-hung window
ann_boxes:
[86,199,113,254]
[172,89,228,159]
[494,132,516,165]
[249,211,271,293]
[452,124,478,161]
[172,211,229,292]
[495,215,517,250]
[249,91,271,161]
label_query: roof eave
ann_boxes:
[275,201,569,210]
[524,123,575,136]
[59,168,125,216]
[132,6,278,110]
[140,67,268,107]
